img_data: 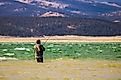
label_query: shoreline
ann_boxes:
[0,36,121,42]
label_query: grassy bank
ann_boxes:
[0,42,121,60]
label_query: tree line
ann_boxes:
[0,17,121,37]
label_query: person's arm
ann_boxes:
[42,45,45,51]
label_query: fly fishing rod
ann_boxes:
[42,30,53,45]
[42,36,51,45]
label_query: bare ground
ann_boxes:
[0,36,121,42]
[0,59,121,80]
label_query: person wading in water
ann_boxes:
[34,39,45,63]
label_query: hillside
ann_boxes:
[0,17,121,37]
[0,0,121,21]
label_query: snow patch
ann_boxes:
[40,11,65,17]
[76,0,121,8]
[113,20,120,23]
[15,0,69,9]
[70,11,81,14]
[0,2,5,6]
[0,2,11,6]
[101,11,121,16]
[76,0,96,4]
[14,8,27,12]
[100,2,121,8]
[15,0,32,4]
[35,0,69,9]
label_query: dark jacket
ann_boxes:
[34,44,45,58]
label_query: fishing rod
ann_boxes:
[41,30,54,45]
[42,36,51,45]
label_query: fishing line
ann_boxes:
[42,36,51,45]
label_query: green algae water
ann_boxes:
[0,42,121,60]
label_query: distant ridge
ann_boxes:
[0,0,121,21]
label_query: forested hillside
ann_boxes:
[0,17,121,37]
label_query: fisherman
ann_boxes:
[34,39,45,63]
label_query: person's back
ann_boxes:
[34,39,45,63]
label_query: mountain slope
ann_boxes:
[0,0,121,19]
